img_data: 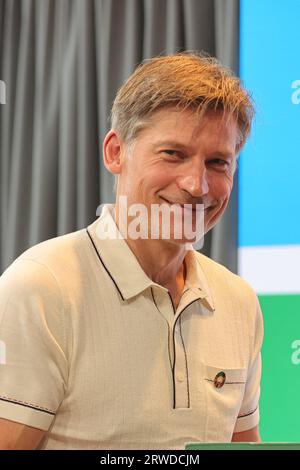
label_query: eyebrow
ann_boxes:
[211,150,235,160]
[153,140,235,159]
[153,139,190,151]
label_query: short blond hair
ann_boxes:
[111,52,254,152]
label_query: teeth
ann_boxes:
[161,197,201,210]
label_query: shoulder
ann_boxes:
[194,252,264,347]
[17,227,88,271]
[1,227,89,293]
[0,229,90,356]
[195,251,258,304]
[194,251,263,335]
[0,227,91,328]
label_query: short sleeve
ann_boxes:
[0,258,68,431]
[233,295,264,433]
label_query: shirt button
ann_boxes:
[177,373,184,382]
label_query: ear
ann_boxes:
[103,130,124,175]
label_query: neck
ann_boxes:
[115,204,186,308]
[128,237,185,283]
[127,237,186,309]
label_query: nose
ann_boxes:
[177,161,209,197]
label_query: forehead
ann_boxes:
[137,107,239,155]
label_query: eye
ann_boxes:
[207,158,230,170]
[162,149,184,159]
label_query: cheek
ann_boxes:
[209,175,233,199]
[143,165,175,188]
[128,170,171,200]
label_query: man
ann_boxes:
[0,53,263,449]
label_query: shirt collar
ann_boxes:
[182,250,215,311]
[87,204,215,311]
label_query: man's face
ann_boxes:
[116,107,239,241]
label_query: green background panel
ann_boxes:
[185,443,300,450]
[259,295,300,442]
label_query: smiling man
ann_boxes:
[0,53,263,449]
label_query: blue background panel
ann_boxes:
[239,0,300,247]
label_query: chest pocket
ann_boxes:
[203,364,247,442]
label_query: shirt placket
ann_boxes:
[151,286,204,409]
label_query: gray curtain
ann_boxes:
[0,0,239,274]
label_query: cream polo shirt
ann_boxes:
[0,205,263,449]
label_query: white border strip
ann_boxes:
[238,245,300,295]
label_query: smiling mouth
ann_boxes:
[159,196,208,212]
